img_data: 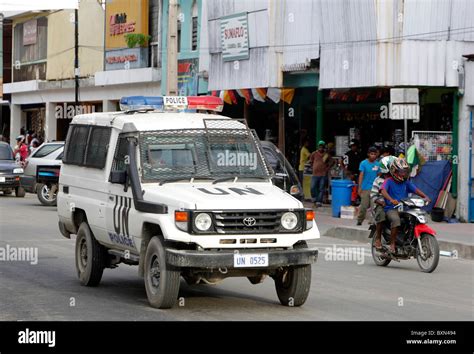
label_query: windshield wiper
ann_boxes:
[212,176,269,184]
[158,176,214,186]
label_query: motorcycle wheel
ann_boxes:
[370,232,391,267]
[416,234,439,273]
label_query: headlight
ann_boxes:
[281,212,298,230]
[13,168,24,174]
[194,213,212,231]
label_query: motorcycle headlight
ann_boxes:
[194,213,212,232]
[281,212,298,230]
[13,168,24,174]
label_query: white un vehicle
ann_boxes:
[57,96,319,308]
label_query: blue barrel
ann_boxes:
[331,179,354,217]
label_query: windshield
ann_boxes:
[139,129,271,182]
[0,145,14,160]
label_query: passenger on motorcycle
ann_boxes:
[380,158,431,254]
[370,155,395,251]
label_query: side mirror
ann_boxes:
[110,170,127,184]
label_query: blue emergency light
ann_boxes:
[119,95,224,112]
[119,96,164,111]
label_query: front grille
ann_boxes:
[212,211,302,234]
[0,175,18,186]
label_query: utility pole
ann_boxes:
[167,0,178,96]
[74,7,79,110]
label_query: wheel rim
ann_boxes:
[418,236,434,269]
[279,268,293,289]
[41,184,56,201]
[77,237,88,272]
[148,255,161,293]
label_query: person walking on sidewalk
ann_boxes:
[298,138,311,183]
[357,146,379,225]
[310,140,330,207]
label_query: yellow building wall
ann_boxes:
[105,0,149,49]
[47,0,104,80]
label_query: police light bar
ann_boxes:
[119,96,223,112]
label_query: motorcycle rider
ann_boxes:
[380,158,431,254]
[370,155,395,251]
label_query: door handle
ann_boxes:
[109,195,114,201]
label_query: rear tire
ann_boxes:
[37,183,57,206]
[144,237,181,309]
[416,234,439,273]
[371,234,391,267]
[274,241,312,307]
[75,222,106,286]
[15,186,25,197]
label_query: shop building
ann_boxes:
[161,0,208,96]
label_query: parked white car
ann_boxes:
[57,96,320,309]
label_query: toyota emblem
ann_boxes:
[243,217,256,227]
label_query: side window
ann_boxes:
[32,144,63,158]
[63,125,111,168]
[84,127,111,169]
[263,147,280,172]
[64,125,89,165]
[111,136,129,173]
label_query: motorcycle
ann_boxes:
[369,197,439,273]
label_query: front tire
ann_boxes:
[144,237,181,309]
[274,241,312,307]
[416,234,439,273]
[371,233,391,267]
[37,183,57,206]
[15,186,25,197]
[3,188,13,195]
[75,222,106,286]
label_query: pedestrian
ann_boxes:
[310,140,330,207]
[357,146,380,225]
[29,140,40,155]
[298,138,311,182]
[342,140,363,182]
[13,135,28,166]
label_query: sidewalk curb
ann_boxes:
[323,226,473,260]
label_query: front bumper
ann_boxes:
[0,175,21,189]
[20,175,36,193]
[166,247,318,269]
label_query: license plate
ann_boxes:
[0,177,5,183]
[234,253,269,268]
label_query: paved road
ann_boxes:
[0,194,472,321]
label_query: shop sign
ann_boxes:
[105,47,148,70]
[220,12,249,62]
[23,19,37,45]
[109,12,136,36]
